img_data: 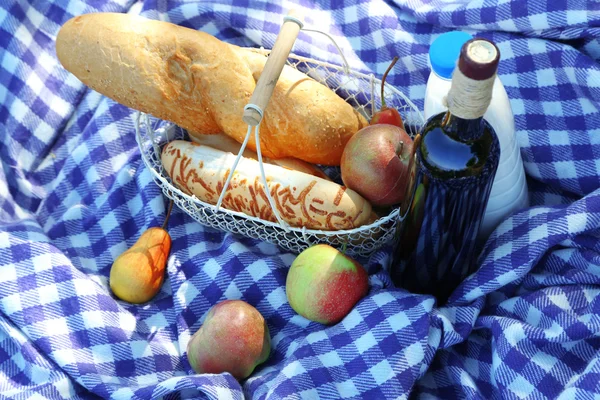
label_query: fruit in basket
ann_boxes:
[340,124,413,207]
[286,244,369,325]
[187,300,271,380]
[109,201,174,304]
[370,57,405,130]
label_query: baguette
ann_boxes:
[56,12,368,166]
[189,133,331,181]
[161,140,375,230]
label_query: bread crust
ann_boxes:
[161,140,374,230]
[189,132,332,180]
[56,13,368,166]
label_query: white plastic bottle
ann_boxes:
[424,31,529,241]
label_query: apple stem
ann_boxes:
[341,241,348,254]
[380,56,399,110]
[396,141,404,157]
[161,200,174,231]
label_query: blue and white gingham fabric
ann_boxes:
[1,0,600,398]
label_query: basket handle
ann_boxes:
[242,11,303,126]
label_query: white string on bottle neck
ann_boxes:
[447,67,495,120]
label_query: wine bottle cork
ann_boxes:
[447,39,500,120]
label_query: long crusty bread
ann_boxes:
[55,12,368,166]
[189,133,332,181]
[161,140,375,230]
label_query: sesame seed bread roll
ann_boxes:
[161,140,375,230]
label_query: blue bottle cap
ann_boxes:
[429,31,474,79]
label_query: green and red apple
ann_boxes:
[286,244,369,325]
[186,300,271,380]
[341,124,413,207]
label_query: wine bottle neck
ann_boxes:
[442,111,485,140]
[447,65,495,120]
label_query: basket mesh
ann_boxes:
[135,50,424,258]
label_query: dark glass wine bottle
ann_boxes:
[391,38,501,304]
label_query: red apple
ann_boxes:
[340,124,413,207]
[286,244,369,325]
[370,56,405,130]
[186,300,271,380]
[371,106,404,129]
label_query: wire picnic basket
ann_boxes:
[134,13,423,258]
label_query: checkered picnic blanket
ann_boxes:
[1,0,600,399]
